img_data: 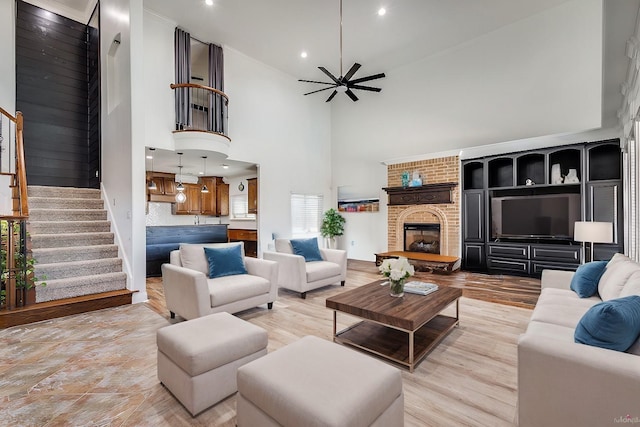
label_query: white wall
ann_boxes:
[101,0,147,302]
[141,15,332,256]
[332,0,604,261]
[143,10,175,151]
[0,0,15,113]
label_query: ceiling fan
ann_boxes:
[299,0,385,102]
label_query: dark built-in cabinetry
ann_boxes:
[461,139,623,277]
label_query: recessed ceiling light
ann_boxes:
[300,51,308,59]
[222,164,229,169]
[378,7,386,16]
[205,0,213,5]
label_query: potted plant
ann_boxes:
[320,208,346,249]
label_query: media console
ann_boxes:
[461,139,623,277]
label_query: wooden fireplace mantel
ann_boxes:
[382,182,458,206]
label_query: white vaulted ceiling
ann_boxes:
[30,0,640,132]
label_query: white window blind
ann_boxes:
[230,194,256,220]
[291,193,323,238]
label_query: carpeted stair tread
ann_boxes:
[28,185,127,304]
[30,232,114,249]
[29,209,107,221]
[29,197,104,210]
[35,272,127,303]
[35,258,123,281]
[28,186,101,199]
[27,220,111,234]
[31,245,119,264]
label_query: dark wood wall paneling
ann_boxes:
[16,1,100,188]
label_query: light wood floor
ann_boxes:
[144,261,536,426]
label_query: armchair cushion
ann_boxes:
[306,261,342,282]
[209,274,271,306]
[204,245,247,279]
[290,238,323,262]
[570,261,607,298]
[575,295,640,352]
[179,242,245,276]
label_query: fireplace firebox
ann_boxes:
[404,223,441,254]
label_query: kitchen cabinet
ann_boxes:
[173,177,230,216]
[147,172,177,202]
[200,177,229,216]
[247,178,257,214]
[228,228,257,257]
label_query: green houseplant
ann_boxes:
[320,208,346,249]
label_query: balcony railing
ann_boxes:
[170,83,230,141]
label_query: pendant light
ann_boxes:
[201,156,209,193]
[147,148,157,191]
[175,152,187,203]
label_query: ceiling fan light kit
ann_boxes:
[299,0,385,102]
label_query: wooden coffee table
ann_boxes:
[326,281,461,372]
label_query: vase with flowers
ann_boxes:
[378,257,415,297]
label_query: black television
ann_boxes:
[491,193,581,240]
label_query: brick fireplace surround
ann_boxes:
[387,156,460,257]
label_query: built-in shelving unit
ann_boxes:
[461,139,623,277]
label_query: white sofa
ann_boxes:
[161,242,278,320]
[518,253,640,427]
[263,238,347,298]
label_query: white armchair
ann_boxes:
[161,242,278,320]
[263,238,347,299]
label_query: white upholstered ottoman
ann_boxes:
[157,312,268,416]
[236,335,404,426]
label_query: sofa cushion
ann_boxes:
[574,295,640,352]
[530,302,595,329]
[180,242,245,275]
[620,271,640,298]
[598,259,640,301]
[208,274,271,307]
[290,237,323,262]
[570,261,607,298]
[607,252,632,267]
[306,261,342,282]
[525,320,576,342]
[204,245,248,278]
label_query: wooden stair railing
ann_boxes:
[0,107,30,312]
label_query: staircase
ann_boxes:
[27,185,127,302]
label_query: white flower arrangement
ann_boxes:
[379,257,415,283]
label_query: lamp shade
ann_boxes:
[574,221,613,244]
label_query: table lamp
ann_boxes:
[574,221,613,263]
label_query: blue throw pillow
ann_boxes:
[575,295,640,351]
[290,237,323,262]
[204,245,247,279]
[570,261,608,298]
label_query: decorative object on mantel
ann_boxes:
[401,171,410,188]
[525,179,535,186]
[551,163,563,184]
[564,169,580,184]
[382,182,457,205]
[379,256,415,297]
[409,171,423,187]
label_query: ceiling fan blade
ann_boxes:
[349,72,386,84]
[298,79,335,85]
[326,90,338,102]
[318,67,341,84]
[350,84,381,92]
[345,89,359,102]
[342,63,361,82]
[304,86,336,96]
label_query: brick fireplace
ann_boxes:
[387,156,460,257]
